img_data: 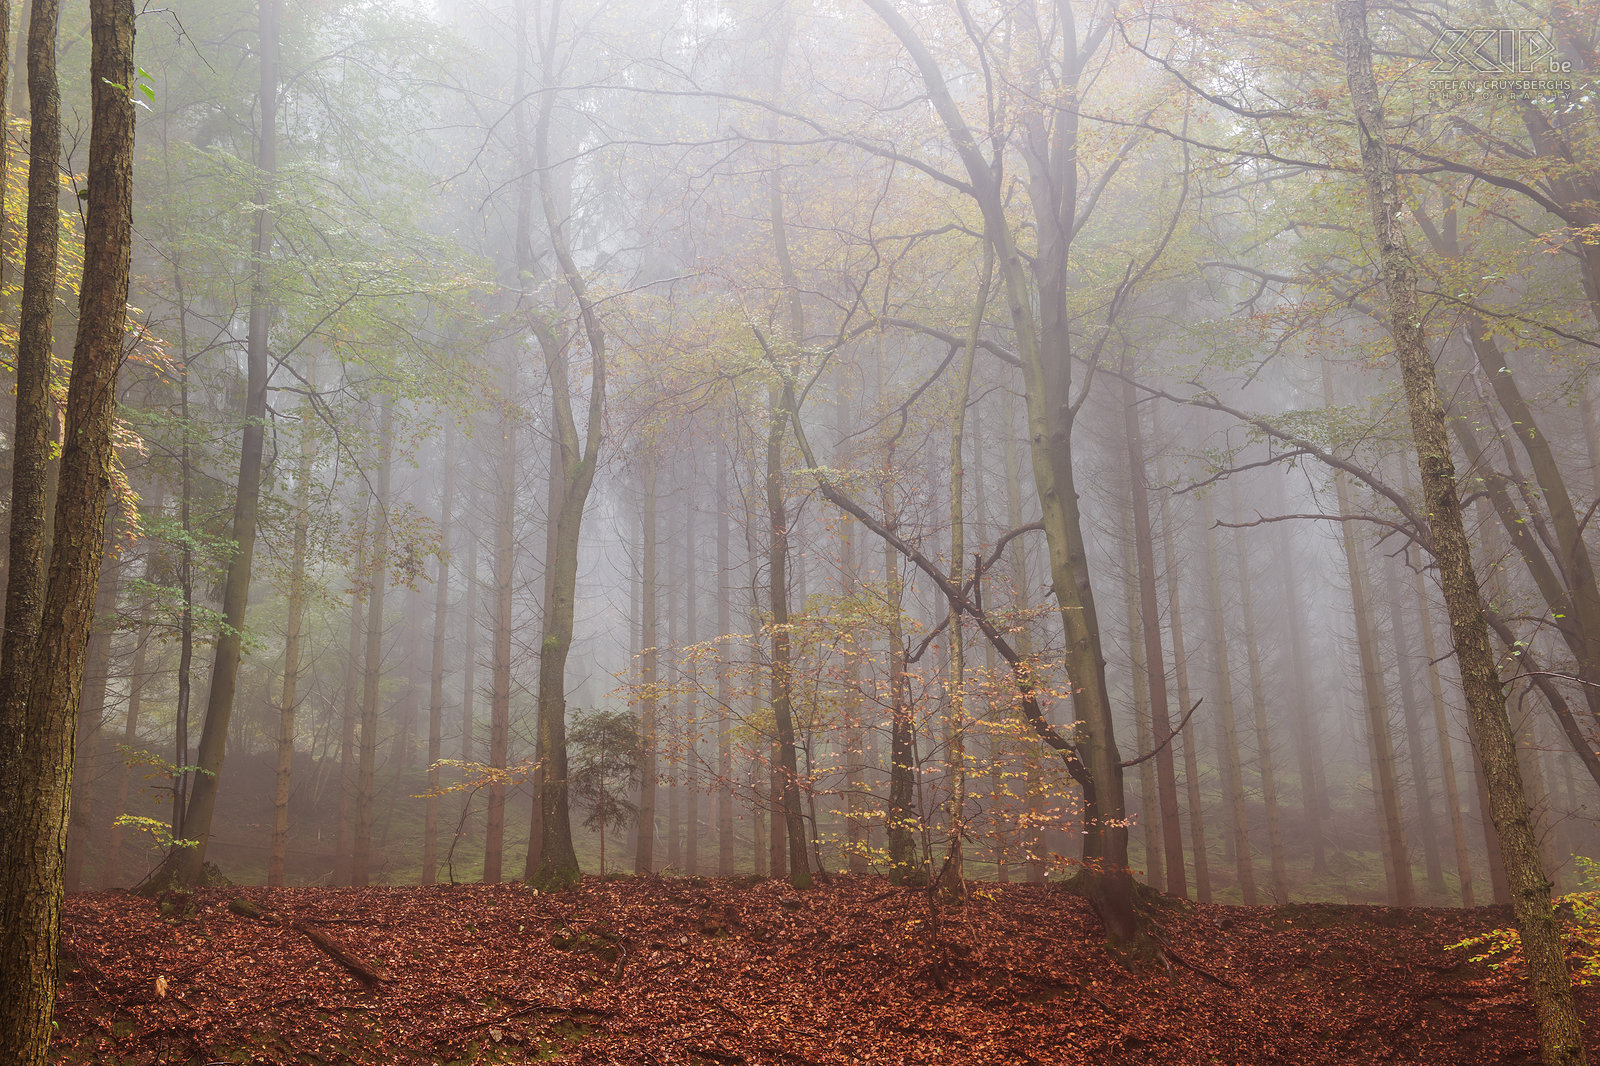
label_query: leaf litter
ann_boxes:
[53,875,1600,1064]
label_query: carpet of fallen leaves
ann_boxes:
[54,874,1600,1065]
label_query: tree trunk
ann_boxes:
[0,1,134,1055]
[64,523,121,892]
[1158,451,1211,902]
[1412,539,1474,905]
[0,0,62,769]
[634,455,659,873]
[484,384,513,884]
[1327,366,1414,906]
[1339,5,1585,1058]
[1230,480,1288,903]
[1383,548,1445,899]
[154,0,278,890]
[268,389,316,887]
[1123,373,1186,896]
[1272,490,1327,875]
[716,444,735,875]
[423,421,454,886]
[1002,389,1046,885]
[334,497,369,886]
[353,399,393,887]
[1201,492,1255,904]
[685,498,701,876]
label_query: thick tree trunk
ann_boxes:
[0,2,134,1057]
[1339,5,1586,1058]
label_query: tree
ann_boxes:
[1337,2,1585,1059]
[0,0,136,1058]
[568,708,641,876]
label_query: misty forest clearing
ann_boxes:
[3,0,1600,1063]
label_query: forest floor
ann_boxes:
[53,874,1600,1065]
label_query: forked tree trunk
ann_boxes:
[1338,6,1585,1058]
[0,2,135,1055]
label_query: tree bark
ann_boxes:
[1339,4,1585,1059]
[485,383,513,884]
[0,2,134,1056]
[716,443,735,875]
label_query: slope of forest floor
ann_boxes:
[53,874,1599,1065]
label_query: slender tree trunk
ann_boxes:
[104,575,153,888]
[1327,367,1414,905]
[1230,480,1288,903]
[1002,390,1045,885]
[1339,6,1585,1058]
[155,0,278,889]
[0,1,134,1055]
[485,388,513,884]
[268,390,316,887]
[716,444,735,875]
[0,0,62,766]
[1412,540,1474,905]
[1272,494,1328,875]
[634,456,659,873]
[353,399,393,887]
[1124,374,1186,896]
[765,176,812,890]
[1201,492,1255,904]
[685,498,701,875]
[1383,548,1445,898]
[334,498,368,886]
[1159,451,1211,902]
[423,422,454,886]
[461,483,478,765]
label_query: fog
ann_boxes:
[26,0,1600,910]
